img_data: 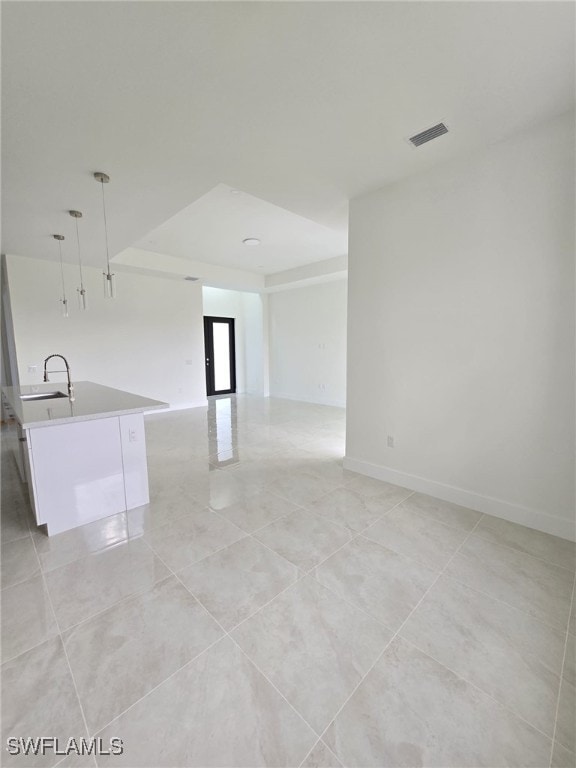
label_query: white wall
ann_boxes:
[346,112,575,540]
[202,287,266,395]
[241,292,268,396]
[6,255,207,409]
[269,279,347,407]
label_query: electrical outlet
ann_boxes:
[28,365,37,374]
[129,429,137,443]
[387,435,394,448]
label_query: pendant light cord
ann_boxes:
[58,240,67,300]
[74,216,85,288]
[99,179,111,274]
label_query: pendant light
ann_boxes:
[52,234,69,317]
[69,210,87,310]
[94,171,115,298]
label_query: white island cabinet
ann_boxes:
[1,382,167,535]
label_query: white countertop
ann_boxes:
[2,381,168,429]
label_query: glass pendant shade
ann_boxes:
[53,234,69,318]
[103,270,115,299]
[77,287,87,310]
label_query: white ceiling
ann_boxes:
[2,1,574,274]
[133,183,347,275]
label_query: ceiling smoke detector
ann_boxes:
[409,122,449,147]
[184,276,199,281]
[242,238,261,246]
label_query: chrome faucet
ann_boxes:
[43,354,74,401]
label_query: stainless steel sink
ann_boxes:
[20,391,68,401]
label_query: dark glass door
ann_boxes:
[203,316,236,396]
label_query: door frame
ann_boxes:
[203,316,237,396]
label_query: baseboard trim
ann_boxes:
[343,456,576,542]
[270,391,346,409]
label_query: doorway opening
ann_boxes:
[203,316,236,396]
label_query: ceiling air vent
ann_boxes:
[409,122,448,147]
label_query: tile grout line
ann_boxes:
[350,521,575,636]
[34,470,381,650]
[0,504,34,546]
[295,489,417,539]
[16,504,563,686]
[306,570,401,635]
[199,490,425,637]
[1,507,38,576]
[37,521,144,581]
[171,567,328,745]
[200,472,415,544]
[345,489,575,575]
[89,631,228,745]
[204,478,355,545]
[34,512,132,576]
[460,530,576,575]
[296,492,417,571]
[141,505,249,565]
[308,514,487,759]
[549,573,576,765]
[214,500,300,538]
[81,509,234,743]
[210,501,304,541]
[398,634,555,743]
[0,531,34,547]
[298,737,341,768]
[146,516,246,556]
[147,488,447,760]
[0,528,32,547]
[424,569,572,637]
[171,534,307,637]
[1,564,43,593]
[6,412,570,765]
[28,528,92,744]
[244,489,417,576]
[1,630,63,668]
[43,570,172,640]
[229,634,325,743]
[89,537,325,757]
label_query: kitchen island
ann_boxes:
[1,381,167,535]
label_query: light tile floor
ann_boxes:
[1,395,575,767]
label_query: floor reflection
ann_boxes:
[207,395,239,468]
